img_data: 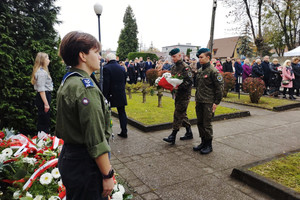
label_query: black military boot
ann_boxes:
[193,137,205,151]
[163,129,178,145]
[180,127,193,140]
[200,139,213,154]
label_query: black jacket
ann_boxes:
[251,63,264,78]
[103,60,127,107]
[292,62,300,89]
[269,63,282,87]
[223,61,233,73]
[261,61,271,80]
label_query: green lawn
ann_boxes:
[112,93,241,125]
[223,92,298,110]
[250,152,300,193]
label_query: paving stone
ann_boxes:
[117,168,138,181]
[128,178,144,187]
[183,141,259,170]
[110,159,121,165]
[126,153,208,189]
[113,163,126,170]
[141,192,160,200]
[118,156,133,163]
[130,155,143,161]
[133,184,152,195]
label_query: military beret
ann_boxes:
[196,48,210,57]
[169,48,180,56]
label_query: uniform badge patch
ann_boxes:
[217,74,223,82]
[82,78,94,88]
[188,72,193,78]
[82,98,90,105]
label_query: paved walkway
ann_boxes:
[110,100,300,200]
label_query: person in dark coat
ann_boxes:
[127,61,136,84]
[234,58,243,92]
[269,58,282,97]
[262,56,271,95]
[251,59,264,79]
[139,57,146,82]
[144,57,153,71]
[223,57,233,73]
[134,58,140,82]
[103,53,128,138]
[291,57,300,96]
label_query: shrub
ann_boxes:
[222,72,236,97]
[132,82,143,93]
[243,77,266,103]
[146,69,159,86]
[127,52,158,61]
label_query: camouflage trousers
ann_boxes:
[172,98,191,130]
[196,102,213,140]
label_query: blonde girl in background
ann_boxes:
[31,52,53,133]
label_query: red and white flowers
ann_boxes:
[155,72,183,91]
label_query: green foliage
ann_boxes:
[186,48,192,57]
[145,69,159,86]
[243,77,266,103]
[250,152,300,193]
[238,23,254,57]
[131,82,143,93]
[127,52,158,62]
[264,0,300,51]
[116,6,139,61]
[0,0,65,135]
[112,93,240,125]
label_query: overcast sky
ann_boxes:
[54,0,238,51]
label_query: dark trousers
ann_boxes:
[196,102,213,140]
[283,88,294,96]
[117,106,127,134]
[35,91,51,133]
[58,144,108,200]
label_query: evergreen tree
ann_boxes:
[238,23,254,58]
[0,0,65,135]
[116,6,139,60]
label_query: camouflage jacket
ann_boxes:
[171,60,193,99]
[195,62,224,104]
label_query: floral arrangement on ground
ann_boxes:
[0,128,132,200]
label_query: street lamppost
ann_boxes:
[209,0,217,54]
[94,3,103,91]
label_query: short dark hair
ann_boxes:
[203,52,212,60]
[59,31,101,67]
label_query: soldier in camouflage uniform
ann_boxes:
[193,48,224,154]
[163,48,194,145]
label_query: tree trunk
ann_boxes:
[142,92,146,103]
[128,89,132,99]
[157,89,163,107]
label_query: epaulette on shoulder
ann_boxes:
[81,78,94,88]
[61,72,83,86]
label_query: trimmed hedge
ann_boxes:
[127,52,159,61]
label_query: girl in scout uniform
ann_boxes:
[56,31,114,199]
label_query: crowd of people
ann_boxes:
[211,56,300,100]
[117,54,300,100]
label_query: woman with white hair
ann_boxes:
[281,60,296,99]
